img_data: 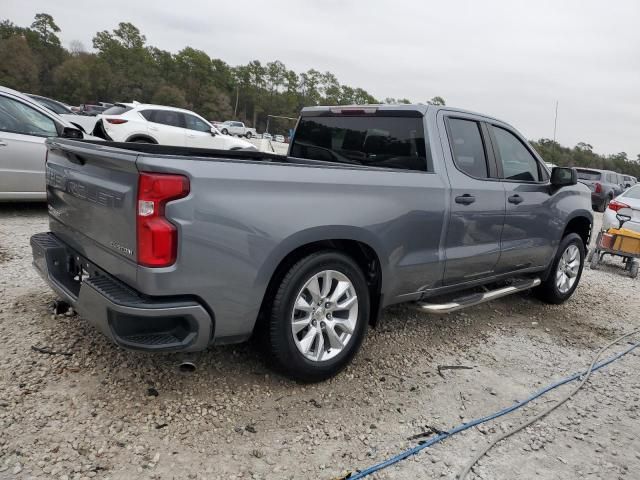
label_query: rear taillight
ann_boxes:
[594,182,602,193]
[106,118,128,124]
[608,200,629,212]
[137,172,189,267]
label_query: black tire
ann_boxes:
[590,251,600,270]
[598,196,611,213]
[535,233,585,304]
[245,132,252,139]
[267,251,369,382]
[221,128,228,135]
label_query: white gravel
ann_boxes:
[1,205,639,480]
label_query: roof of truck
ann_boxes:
[300,104,502,122]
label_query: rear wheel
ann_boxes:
[245,131,252,139]
[535,233,585,304]
[221,128,228,135]
[267,251,369,382]
[590,250,601,270]
[598,196,611,213]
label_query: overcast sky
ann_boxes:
[4,0,640,156]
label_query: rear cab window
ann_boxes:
[446,118,489,178]
[291,113,430,172]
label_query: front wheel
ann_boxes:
[245,132,252,139]
[630,260,639,279]
[221,128,228,135]
[267,251,369,382]
[535,233,585,304]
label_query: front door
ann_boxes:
[0,95,57,196]
[488,123,555,272]
[440,113,506,285]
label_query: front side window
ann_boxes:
[184,114,211,132]
[291,115,429,172]
[0,95,58,137]
[447,118,488,178]
[492,126,541,182]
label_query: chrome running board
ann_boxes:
[414,278,541,314]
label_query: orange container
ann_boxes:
[613,235,640,255]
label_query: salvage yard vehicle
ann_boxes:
[31,104,593,381]
[217,120,257,138]
[26,93,99,134]
[576,168,624,212]
[0,86,97,201]
[92,103,255,150]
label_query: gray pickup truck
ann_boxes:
[31,104,592,381]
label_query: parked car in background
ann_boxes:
[31,103,592,380]
[80,104,108,116]
[92,103,255,150]
[218,121,257,138]
[274,134,285,143]
[622,175,636,189]
[0,86,97,201]
[576,168,624,211]
[603,184,640,234]
[262,132,272,140]
[26,94,99,133]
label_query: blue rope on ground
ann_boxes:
[347,341,640,479]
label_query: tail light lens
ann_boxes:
[137,173,189,267]
[608,200,629,212]
[106,118,128,124]
[594,182,602,193]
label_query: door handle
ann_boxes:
[508,194,524,205]
[0,140,7,147]
[455,194,476,205]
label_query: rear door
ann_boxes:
[0,94,58,196]
[439,112,506,285]
[488,123,555,271]
[146,110,186,146]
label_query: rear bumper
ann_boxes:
[30,232,213,352]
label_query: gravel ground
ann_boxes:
[1,205,639,480]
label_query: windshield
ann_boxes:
[576,169,601,180]
[291,115,429,171]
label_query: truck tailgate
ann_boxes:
[45,139,140,285]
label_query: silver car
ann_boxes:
[0,86,92,201]
[603,184,640,233]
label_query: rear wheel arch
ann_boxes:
[125,134,158,144]
[256,238,384,335]
[562,215,592,247]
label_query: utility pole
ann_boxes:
[233,86,239,119]
[553,100,559,144]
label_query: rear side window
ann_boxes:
[576,169,601,180]
[447,118,488,178]
[141,109,184,128]
[291,115,429,172]
[103,104,132,115]
[623,185,640,199]
[492,126,541,182]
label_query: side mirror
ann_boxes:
[61,126,84,139]
[550,167,577,188]
[616,213,631,228]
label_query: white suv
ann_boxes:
[94,104,255,150]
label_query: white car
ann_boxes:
[217,121,257,138]
[94,104,255,150]
[603,184,640,234]
[274,134,285,143]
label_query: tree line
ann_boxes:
[0,13,638,176]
